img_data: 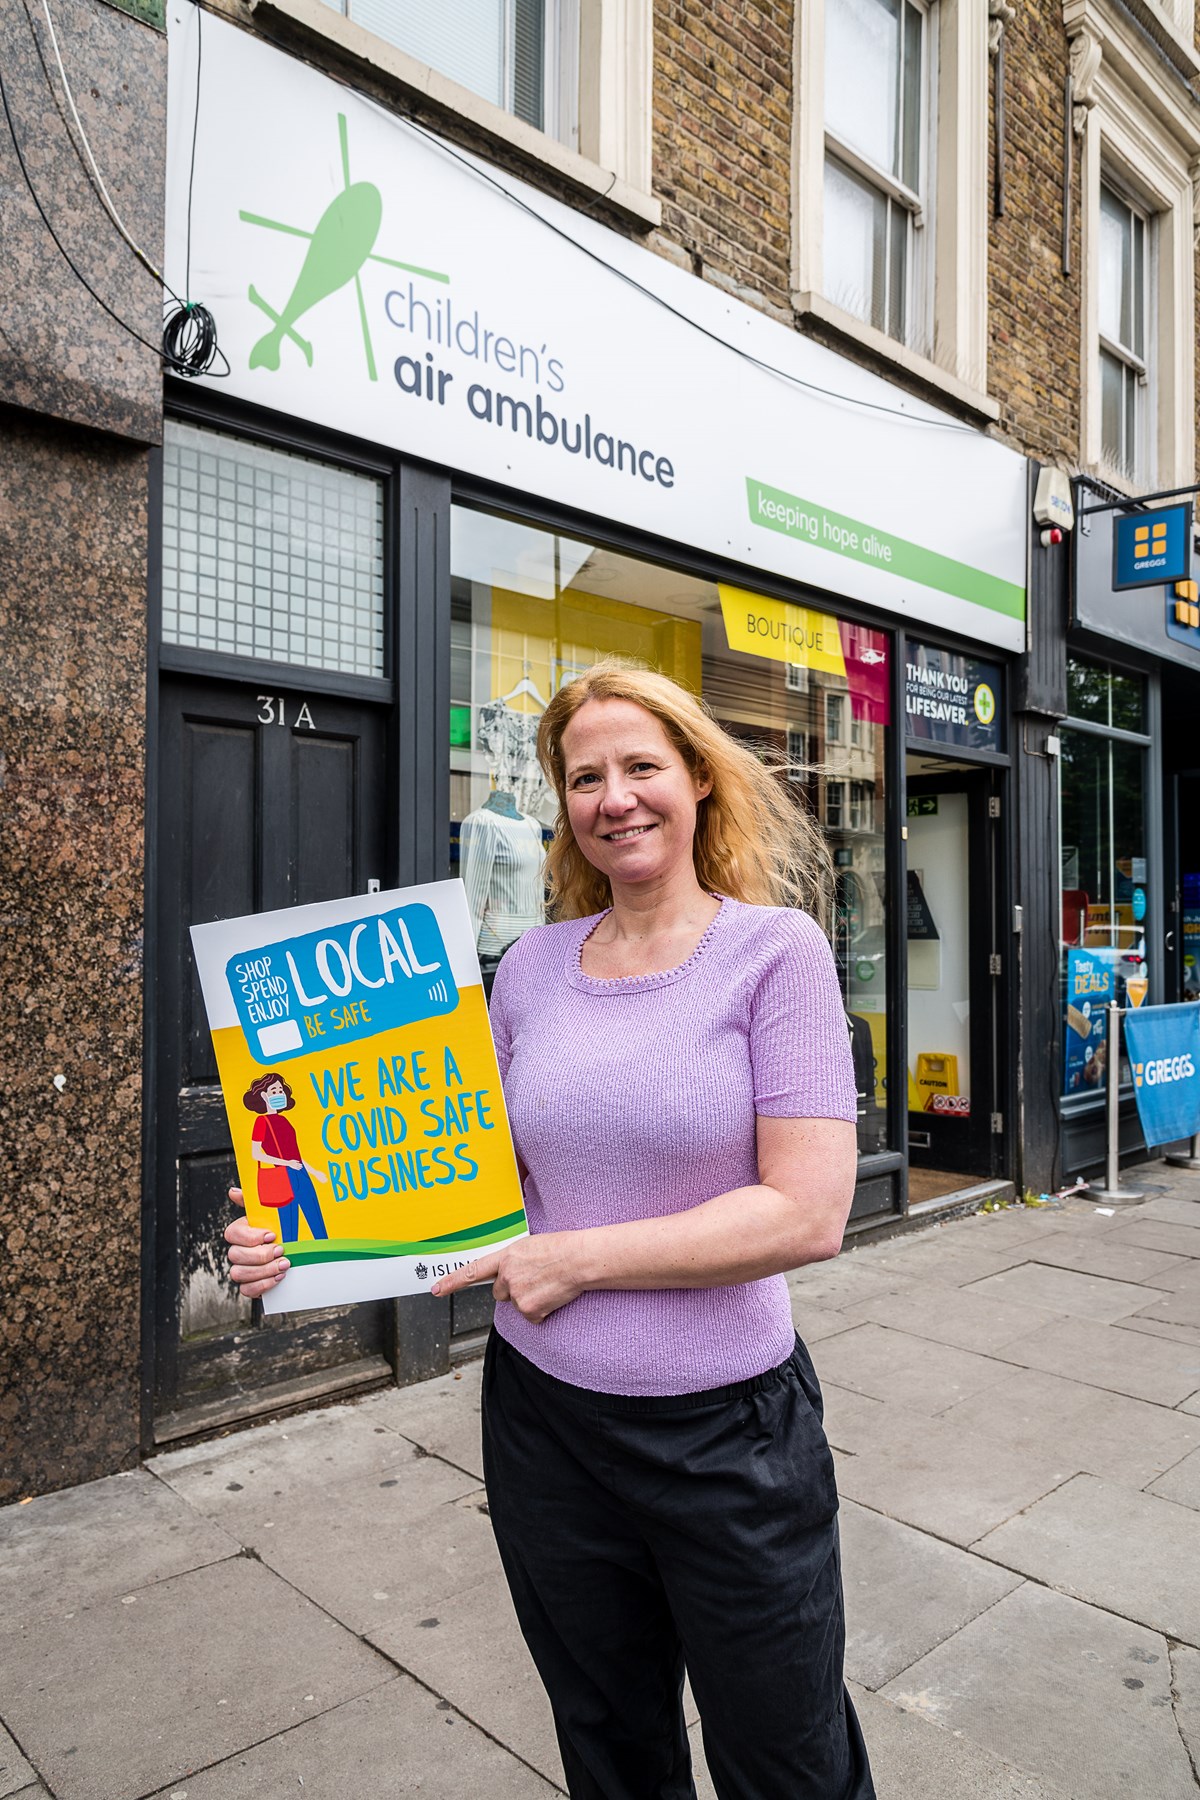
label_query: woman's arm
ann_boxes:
[431,1114,856,1320]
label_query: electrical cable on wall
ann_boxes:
[9,0,225,377]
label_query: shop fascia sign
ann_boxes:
[165,6,1027,652]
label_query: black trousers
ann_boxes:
[481,1330,875,1800]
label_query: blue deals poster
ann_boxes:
[1064,950,1112,1095]
[190,879,527,1314]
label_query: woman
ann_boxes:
[227,662,874,1800]
[242,1071,330,1244]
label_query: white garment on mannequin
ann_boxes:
[460,800,545,957]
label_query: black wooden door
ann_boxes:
[154,675,391,1431]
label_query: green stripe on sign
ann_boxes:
[746,479,1025,621]
[280,1217,528,1268]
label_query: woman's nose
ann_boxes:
[598,779,637,815]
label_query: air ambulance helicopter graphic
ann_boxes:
[239,113,448,380]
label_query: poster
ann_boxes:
[904,640,1002,752]
[1064,949,1113,1095]
[190,880,527,1314]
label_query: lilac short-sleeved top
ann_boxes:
[488,896,857,1396]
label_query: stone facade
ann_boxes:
[0,0,163,1499]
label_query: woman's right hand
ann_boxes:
[225,1186,290,1298]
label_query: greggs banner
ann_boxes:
[1122,1003,1200,1147]
[190,880,526,1314]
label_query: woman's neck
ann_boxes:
[582,866,721,977]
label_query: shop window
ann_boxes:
[449,504,894,1155]
[793,0,994,418]
[1098,182,1151,485]
[1059,656,1151,1099]
[161,421,384,677]
[319,0,578,144]
[823,0,928,349]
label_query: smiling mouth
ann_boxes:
[603,824,657,842]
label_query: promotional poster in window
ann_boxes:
[191,880,527,1313]
[1064,949,1114,1095]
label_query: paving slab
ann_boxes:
[1149,1445,1200,1511]
[1137,1195,1200,1229]
[366,1570,565,1787]
[946,1211,1071,1253]
[686,1720,718,1800]
[992,1313,1200,1405]
[0,1556,393,1800]
[1103,1220,1200,1261]
[964,1262,1154,1323]
[1170,1642,1200,1782]
[0,1724,35,1800]
[881,1582,1194,1800]
[839,1501,1021,1690]
[975,1473,1200,1646]
[1019,1233,1189,1286]
[1141,1257,1200,1294]
[360,1363,486,1481]
[941,1365,1200,1491]
[1116,1314,1200,1349]
[148,1400,423,1523]
[791,1298,861,1343]
[821,1382,890,1454]
[832,1408,1070,1547]
[812,1323,1014,1416]
[0,1469,237,1628]
[1133,1288,1200,1329]
[836,1281,1060,1356]
[238,1473,501,1634]
[785,1257,913,1309]
[141,1671,560,1799]
[847,1684,1069,1799]
[848,1231,1053,1290]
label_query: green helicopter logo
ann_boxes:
[239,114,448,381]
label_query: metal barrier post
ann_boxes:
[1086,1002,1145,1203]
[1166,1132,1200,1171]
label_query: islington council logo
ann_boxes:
[239,114,448,380]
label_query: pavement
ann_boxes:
[4,1160,1200,1800]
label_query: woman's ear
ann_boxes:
[694,765,713,801]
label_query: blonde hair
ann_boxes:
[536,660,834,925]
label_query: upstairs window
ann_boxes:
[321,0,579,146]
[1098,182,1151,485]
[823,0,929,349]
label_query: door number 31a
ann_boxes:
[257,695,316,729]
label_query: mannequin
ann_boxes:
[460,789,545,990]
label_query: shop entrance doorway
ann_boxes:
[905,757,1003,1200]
[152,674,393,1438]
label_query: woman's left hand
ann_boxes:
[431,1232,585,1322]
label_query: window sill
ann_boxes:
[792,291,1000,425]
[248,0,661,232]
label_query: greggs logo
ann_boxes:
[1133,1055,1196,1087]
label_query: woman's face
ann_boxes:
[560,698,711,892]
[263,1078,288,1111]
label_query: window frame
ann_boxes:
[793,0,995,421]
[821,0,932,352]
[1073,2,1198,493]
[253,0,658,229]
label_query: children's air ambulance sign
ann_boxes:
[191,880,526,1314]
[164,5,1028,653]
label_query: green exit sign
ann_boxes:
[907,795,938,817]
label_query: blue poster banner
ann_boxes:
[1122,1003,1200,1145]
[1064,949,1113,1095]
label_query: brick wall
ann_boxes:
[988,4,1080,467]
[651,0,794,316]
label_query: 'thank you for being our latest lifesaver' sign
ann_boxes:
[190,880,526,1314]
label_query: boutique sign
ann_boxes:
[165,5,1028,651]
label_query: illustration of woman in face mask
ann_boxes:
[242,1072,330,1244]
